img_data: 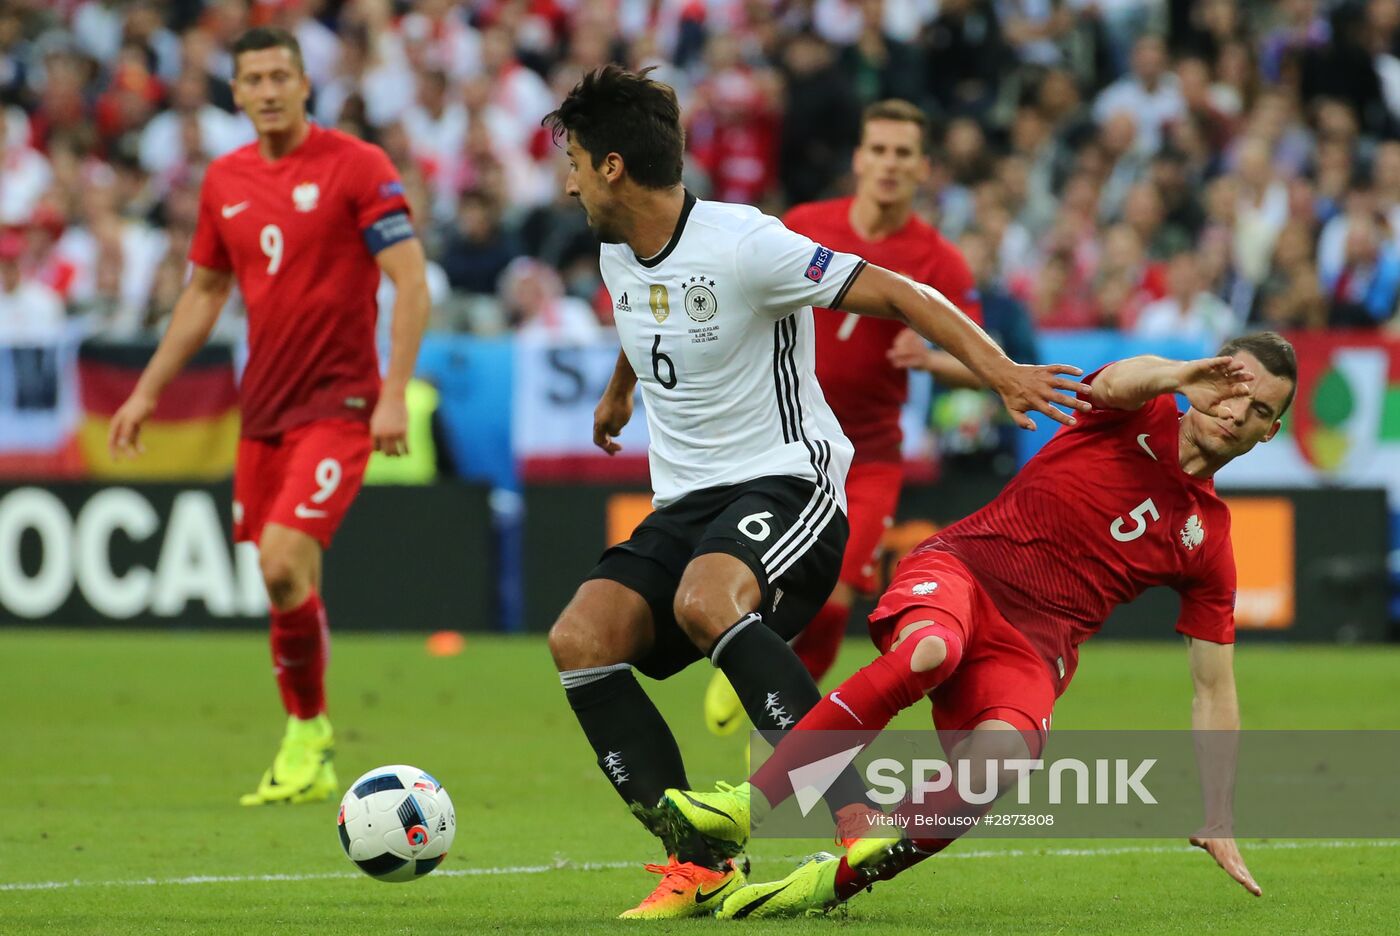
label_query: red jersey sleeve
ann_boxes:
[1175,528,1237,644]
[347,143,413,251]
[189,176,232,271]
[1072,366,1177,430]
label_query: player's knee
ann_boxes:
[548,611,617,671]
[963,726,1034,767]
[908,634,948,673]
[672,586,729,649]
[892,623,963,689]
[259,550,309,609]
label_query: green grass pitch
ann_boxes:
[1,630,1397,934]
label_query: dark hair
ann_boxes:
[861,99,931,154]
[231,27,304,76]
[1218,331,1298,415]
[543,65,683,189]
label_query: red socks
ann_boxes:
[791,599,850,683]
[269,591,329,719]
[791,621,964,733]
[833,781,984,899]
[750,622,965,809]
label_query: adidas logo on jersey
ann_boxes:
[615,291,631,313]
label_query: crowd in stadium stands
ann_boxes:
[4,0,1400,349]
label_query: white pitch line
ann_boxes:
[2,840,1396,893]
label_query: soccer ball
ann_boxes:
[337,765,456,882]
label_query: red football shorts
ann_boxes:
[839,459,904,595]
[869,549,1056,753]
[233,418,371,549]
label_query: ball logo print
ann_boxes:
[338,765,455,883]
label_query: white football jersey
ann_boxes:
[600,193,865,510]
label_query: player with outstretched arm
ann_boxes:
[542,65,1091,919]
[666,333,1294,917]
[703,98,985,733]
[108,28,430,806]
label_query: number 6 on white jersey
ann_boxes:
[260,223,284,274]
[1110,497,1159,542]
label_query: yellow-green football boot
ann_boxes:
[703,671,746,736]
[717,851,843,919]
[239,714,337,806]
[661,781,754,860]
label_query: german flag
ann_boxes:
[77,341,239,479]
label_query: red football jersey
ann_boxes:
[189,124,410,438]
[920,374,1236,691]
[783,197,982,464]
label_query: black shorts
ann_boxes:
[587,475,849,680]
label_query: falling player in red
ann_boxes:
[668,333,1297,916]
[108,28,430,805]
[704,99,984,733]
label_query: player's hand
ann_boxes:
[370,395,409,456]
[1190,836,1262,896]
[1179,356,1257,419]
[108,392,156,460]
[593,390,634,455]
[989,362,1093,430]
[886,328,936,370]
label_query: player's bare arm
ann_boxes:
[593,349,637,455]
[885,328,982,388]
[108,264,234,459]
[836,263,1090,429]
[1185,637,1262,897]
[371,238,431,457]
[1091,355,1255,414]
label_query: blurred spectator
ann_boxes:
[1093,34,1183,153]
[923,0,1007,120]
[0,230,65,343]
[688,35,781,206]
[841,0,925,105]
[138,67,252,182]
[1232,136,1288,286]
[402,68,468,186]
[1254,220,1328,331]
[998,0,1075,69]
[1300,2,1390,137]
[1017,249,1098,329]
[500,257,601,343]
[1260,0,1331,84]
[778,32,861,206]
[1,108,51,224]
[519,159,602,293]
[441,190,521,296]
[1134,247,1237,342]
[1321,211,1400,328]
[1093,222,1164,328]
